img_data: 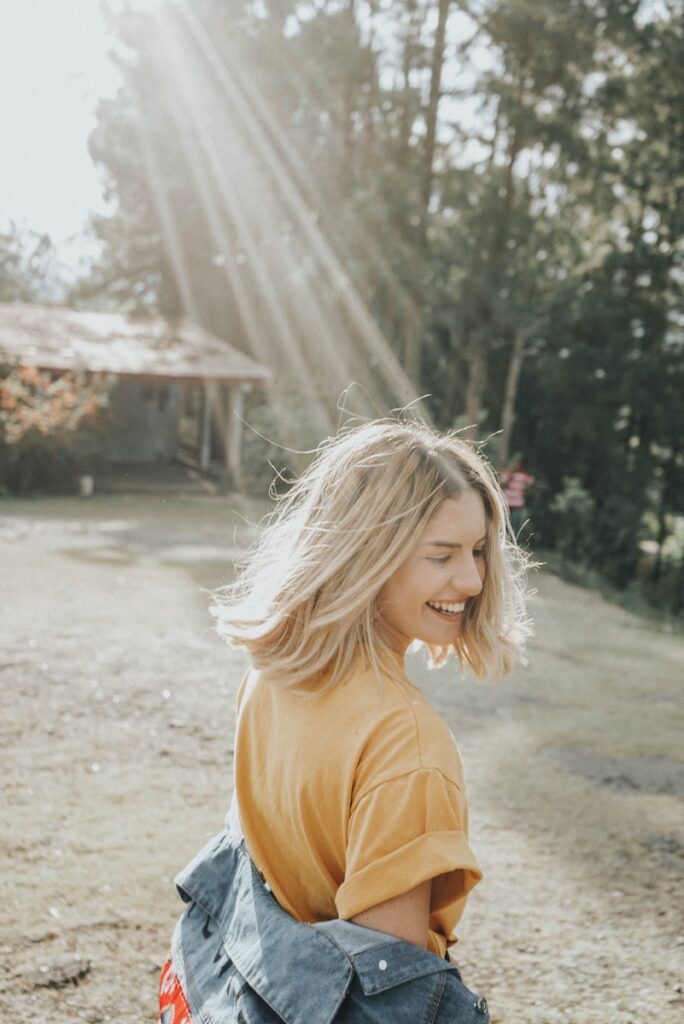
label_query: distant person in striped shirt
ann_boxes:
[500,456,535,536]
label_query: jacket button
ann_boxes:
[475,996,488,1014]
[378,960,388,971]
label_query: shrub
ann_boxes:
[0,365,110,495]
[549,476,596,564]
[0,428,82,495]
[239,392,332,494]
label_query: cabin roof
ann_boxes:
[0,303,271,384]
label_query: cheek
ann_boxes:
[377,569,408,613]
[378,559,429,611]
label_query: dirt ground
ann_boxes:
[1,493,683,1024]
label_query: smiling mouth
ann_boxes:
[426,601,465,618]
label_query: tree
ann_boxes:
[0,225,62,303]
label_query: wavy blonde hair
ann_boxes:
[211,419,532,689]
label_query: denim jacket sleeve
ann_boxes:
[170,829,489,1024]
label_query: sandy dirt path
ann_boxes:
[1,495,682,1024]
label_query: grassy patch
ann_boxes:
[536,548,684,634]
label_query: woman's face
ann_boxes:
[376,491,487,655]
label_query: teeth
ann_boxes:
[428,601,465,614]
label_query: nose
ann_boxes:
[450,554,484,598]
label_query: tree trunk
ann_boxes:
[340,5,358,193]
[651,441,679,582]
[499,323,526,466]
[402,324,422,385]
[460,101,521,429]
[464,340,486,441]
[398,0,418,159]
[419,0,451,241]
[396,0,424,385]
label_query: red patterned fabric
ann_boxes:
[159,957,193,1024]
[499,469,535,509]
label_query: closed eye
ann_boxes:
[428,549,485,563]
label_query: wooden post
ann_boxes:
[224,384,245,489]
[200,379,212,471]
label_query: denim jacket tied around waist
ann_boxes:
[170,828,490,1024]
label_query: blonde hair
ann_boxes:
[211,419,532,689]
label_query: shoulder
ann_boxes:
[237,659,464,791]
[347,663,465,798]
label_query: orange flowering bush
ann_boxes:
[0,364,112,494]
[0,365,110,444]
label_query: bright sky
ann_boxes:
[0,1,132,272]
[0,0,481,279]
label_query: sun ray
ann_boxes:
[229,27,423,340]
[149,8,355,418]
[129,97,200,320]
[150,25,308,388]
[166,7,365,390]
[173,3,421,413]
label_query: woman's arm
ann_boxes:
[349,879,432,948]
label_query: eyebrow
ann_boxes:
[422,537,487,549]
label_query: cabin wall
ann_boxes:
[107,378,182,463]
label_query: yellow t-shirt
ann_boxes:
[233,657,482,958]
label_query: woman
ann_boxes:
[160,419,531,1023]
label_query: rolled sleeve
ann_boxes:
[335,768,482,923]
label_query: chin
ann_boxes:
[419,633,455,648]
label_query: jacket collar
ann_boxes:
[175,831,353,1024]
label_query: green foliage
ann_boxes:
[549,477,596,564]
[640,553,684,616]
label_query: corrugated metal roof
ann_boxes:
[0,302,271,383]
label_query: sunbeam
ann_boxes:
[179,4,419,403]
[151,21,327,406]
[156,10,353,407]
[129,99,200,321]
[231,21,423,350]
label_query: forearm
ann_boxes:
[349,879,431,949]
